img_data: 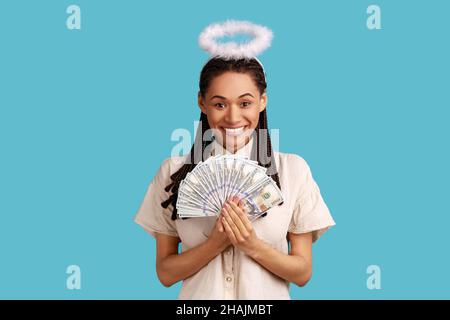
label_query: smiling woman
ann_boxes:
[198,71,267,153]
[134,20,336,299]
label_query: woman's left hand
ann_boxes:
[221,196,262,258]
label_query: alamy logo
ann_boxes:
[66,265,81,290]
[366,265,381,290]
[66,5,81,30]
[367,5,382,30]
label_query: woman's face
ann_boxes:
[198,72,267,153]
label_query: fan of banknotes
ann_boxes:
[176,154,284,220]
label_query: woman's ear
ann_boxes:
[259,92,267,112]
[198,91,207,113]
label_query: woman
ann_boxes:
[134,21,335,299]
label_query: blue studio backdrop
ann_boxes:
[0,0,449,299]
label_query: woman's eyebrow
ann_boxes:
[210,93,255,100]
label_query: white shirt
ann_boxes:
[134,137,336,299]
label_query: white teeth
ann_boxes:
[224,126,245,136]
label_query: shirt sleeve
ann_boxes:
[133,158,179,239]
[288,155,336,243]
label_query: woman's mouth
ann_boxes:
[223,126,246,137]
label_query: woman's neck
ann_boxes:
[223,136,252,154]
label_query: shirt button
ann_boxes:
[226,250,232,255]
[226,276,232,282]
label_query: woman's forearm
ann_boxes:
[249,240,312,286]
[157,239,228,287]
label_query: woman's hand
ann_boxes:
[221,196,262,258]
[207,212,232,252]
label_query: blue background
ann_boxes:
[0,0,449,299]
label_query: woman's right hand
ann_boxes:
[207,212,232,252]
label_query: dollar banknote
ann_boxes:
[176,155,283,220]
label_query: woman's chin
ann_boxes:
[224,136,250,152]
[212,128,254,153]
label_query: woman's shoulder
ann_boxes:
[157,154,190,176]
[274,151,311,174]
[274,151,318,197]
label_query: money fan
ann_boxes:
[176,154,284,221]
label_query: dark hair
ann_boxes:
[161,57,282,220]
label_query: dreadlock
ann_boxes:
[161,57,282,220]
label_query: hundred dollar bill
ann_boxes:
[239,178,284,221]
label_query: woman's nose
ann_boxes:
[224,104,241,123]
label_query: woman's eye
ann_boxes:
[214,103,225,109]
[241,101,252,107]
